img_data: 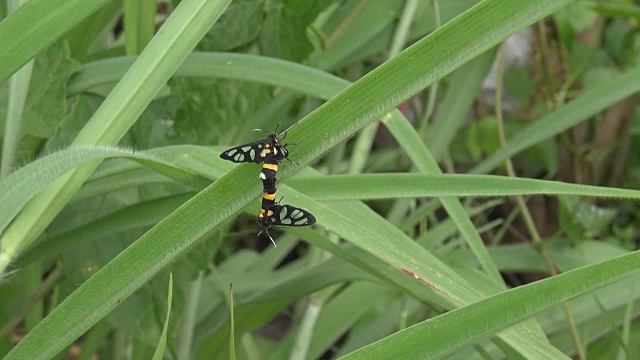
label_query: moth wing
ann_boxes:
[274,205,316,227]
[219,140,266,163]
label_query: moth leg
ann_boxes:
[265,227,276,247]
[257,227,277,248]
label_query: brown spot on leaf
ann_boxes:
[401,268,441,293]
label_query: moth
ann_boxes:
[220,123,315,246]
[219,126,291,164]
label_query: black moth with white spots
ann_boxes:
[219,133,290,164]
[220,124,316,247]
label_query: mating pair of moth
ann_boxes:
[220,126,316,246]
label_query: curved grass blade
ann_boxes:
[0,147,202,246]
[340,251,640,360]
[68,52,347,99]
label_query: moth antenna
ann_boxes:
[281,121,299,139]
[274,121,281,134]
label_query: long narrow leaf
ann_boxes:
[341,251,640,359]
[152,273,173,360]
[68,53,347,99]
[0,0,108,84]
[0,147,200,243]
[288,174,640,200]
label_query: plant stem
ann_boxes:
[0,263,63,339]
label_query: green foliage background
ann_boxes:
[1,0,640,359]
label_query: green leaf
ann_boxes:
[426,50,497,161]
[0,146,212,242]
[147,77,272,147]
[0,147,134,238]
[558,196,618,243]
[152,273,173,360]
[259,0,332,62]
[198,0,264,52]
[316,0,402,70]
[1,43,33,180]
[45,94,103,153]
[67,53,347,99]
[340,251,640,359]
[64,0,123,62]
[0,0,109,84]
[591,1,640,21]
[20,42,82,139]
[124,0,157,55]
[14,193,195,268]
[287,173,640,200]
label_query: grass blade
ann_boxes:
[1,0,34,179]
[0,0,109,84]
[288,174,640,200]
[123,0,157,55]
[0,146,200,245]
[340,251,640,359]
[152,273,173,360]
[229,283,236,360]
